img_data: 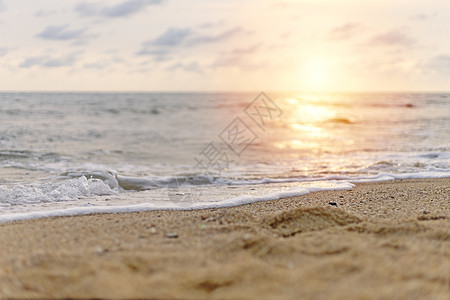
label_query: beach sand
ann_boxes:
[0,178,449,299]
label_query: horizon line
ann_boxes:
[1,90,449,94]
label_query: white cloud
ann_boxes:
[167,61,202,73]
[0,47,10,57]
[368,30,416,47]
[138,27,243,62]
[19,53,81,68]
[421,54,450,75]
[230,43,260,55]
[329,23,363,40]
[36,25,86,41]
[211,44,263,71]
[35,9,58,17]
[76,0,164,18]
[410,13,438,21]
[186,27,242,46]
[136,48,171,61]
[145,28,192,46]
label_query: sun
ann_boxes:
[301,57,334,92]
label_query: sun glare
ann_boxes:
[289,100,336,124]
[275,97,337,151]
[301,58,334,92]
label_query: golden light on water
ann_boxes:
[286,97,336,124]
[274,97,338,151]
[274,139,325,151]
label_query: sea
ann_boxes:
[0,92,449,222]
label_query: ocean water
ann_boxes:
[0,92,449,222]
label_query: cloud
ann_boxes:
[138,27,243,62]
[199,20,225,29]
[19,53,80,68]
[0,0,5,12]
[187,27,242,46]
[212,44,262,70]
[35,10,58,17]
[83,56,124,70]
[368,30,416,47]
[421,54,450,74]
[136,47,171,61]
[84,62,108,70]
[211,55,263,71]
[230,43,261,55]
[145,28,192,46]
[211,55,243,68]
[272,1,291,9]
[76,0,164,18]
[0,47,10,58]
[167,61,202,73]
[37,25,86,41]
[329,23,363,40]
[143,27,242,48]
[410,13,437,21]
[75,2,101,16]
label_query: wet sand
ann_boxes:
[0,178,449,299]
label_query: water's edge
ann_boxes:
[1,174,448,224]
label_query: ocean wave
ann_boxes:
[0,170,449,223]
[0,176,117,206]
[60,168,450,191]
[0,149,65,163]
[324,117,354,124]
[0,181,355,223]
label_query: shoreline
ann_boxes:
[0,178,449,299]
[2,175,449,224]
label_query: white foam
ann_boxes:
[0,171,449,224]
[346,172,450,182]
[0,181,354,223]
[221,171,450,185]
[0,176,117,206]
[97,169,450,189]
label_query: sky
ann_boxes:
[0,0,449,92]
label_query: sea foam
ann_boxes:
[0,181,354,223]
[1,171,449,223]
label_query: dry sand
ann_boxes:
[0,178,449,299]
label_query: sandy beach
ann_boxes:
[0,178,449,299]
